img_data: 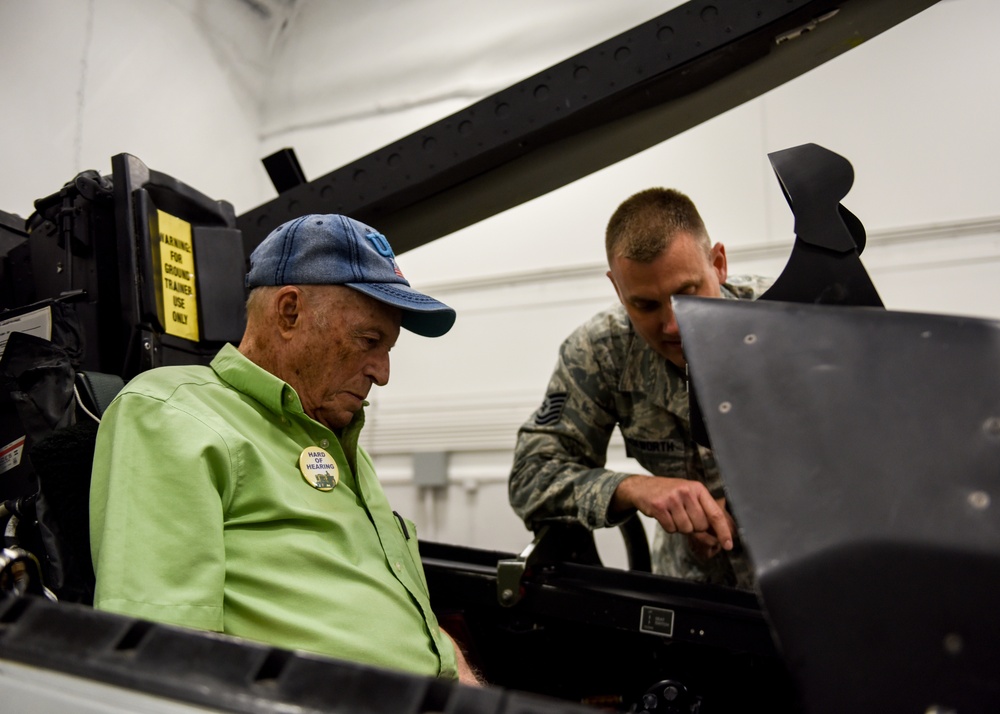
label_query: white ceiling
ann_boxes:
[194,0,682,140]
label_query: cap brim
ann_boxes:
[347,282,456,338]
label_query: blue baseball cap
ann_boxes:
[246,214,455,337]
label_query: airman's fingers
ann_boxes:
[657,511,676,533]
[687,531,722,561]
[700,491,733,550]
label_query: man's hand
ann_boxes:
[686,497,735,561]
[612,475,734,551]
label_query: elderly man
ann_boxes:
[90,214,479,683]
[509,188,770,589]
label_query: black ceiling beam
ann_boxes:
[236,0,939,255]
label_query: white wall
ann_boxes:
[2,0,998,566]
[0,0,271,219]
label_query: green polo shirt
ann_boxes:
[90,344,456,678]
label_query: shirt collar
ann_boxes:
[210,343,366,446]
[211,343,290,416]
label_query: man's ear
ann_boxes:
[606,268,625,305]
[274,286,303,339]
[710,242,728,285]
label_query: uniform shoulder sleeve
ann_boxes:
[509,307,634,530]
[723,274,775,300]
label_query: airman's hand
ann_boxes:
[612,475,733,551]
[686,498,736,561]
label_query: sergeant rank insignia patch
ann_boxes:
[533,392,567,426]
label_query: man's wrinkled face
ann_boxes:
[607,232,727,369]
[288,286,401,430]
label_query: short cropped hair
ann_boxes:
[245,284,339,330]
[245,285,278,324]
[605,188,711,264]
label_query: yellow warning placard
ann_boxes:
[157,210,199,342]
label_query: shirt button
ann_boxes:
[320,439,329,448]
[394,562,402,572]
[285,393,294,403]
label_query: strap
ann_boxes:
[75,372,125,418]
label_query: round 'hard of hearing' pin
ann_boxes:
[299,447,339,491]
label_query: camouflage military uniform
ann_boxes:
[509,276,771,590]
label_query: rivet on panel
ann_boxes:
[969,491,990,510]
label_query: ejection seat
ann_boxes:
[0,153,247,603]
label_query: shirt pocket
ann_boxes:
[394,511,429,593]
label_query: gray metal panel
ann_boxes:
[674,296,1000,713]
[0,595,598,714]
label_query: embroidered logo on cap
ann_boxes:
[365,231,394,257]
[366,230,405,278]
